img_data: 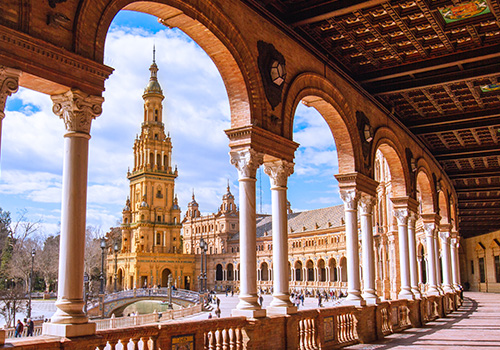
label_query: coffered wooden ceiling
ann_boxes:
[245,0,500,238]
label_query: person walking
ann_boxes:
[15,320,24,337]
[26,318,34,336]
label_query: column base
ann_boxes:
[426,286,440,296]
[267,305,297,315]
[345,293,366,306]
[443,284,454,293]
[231,308,267,318]
[398,291,415,300]
[411,288,422,299]
[362,294,379,305]
[42,322,96,338]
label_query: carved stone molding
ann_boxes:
[424,223,435,237]
[340,189,359,210]
[263,159,294,188]
[230,148,264,179]
[408,211,419,225]
[0,66,21,119]
[439,231,450,243]
[51,89,104,135]
[394,209,409,225]
[359,194,375,215]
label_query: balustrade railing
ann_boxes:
[5,292,461,350]
[94,304,203,331]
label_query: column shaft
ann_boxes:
[408,212,421,298]
[424,224,439,296]
[0,67,21,164]
[395,209,414,300]
[451,237,461,288]
[340,190,365,305]
[434,232,443,293]
[230,149,265,318]
[360,195,378,304]
[44,89,103,337]
[440,232,454,292]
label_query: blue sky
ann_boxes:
[0,11,340,236]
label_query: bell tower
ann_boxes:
[111,48,194,291]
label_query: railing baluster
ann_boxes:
[222,328,229,350]
[215,329,222,350]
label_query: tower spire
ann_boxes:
[143,45,162,95]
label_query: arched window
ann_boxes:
[216,264,223,281]
[154,109,159,121]
[227,264,234,281]
[260,262,269,281]
[306,260,314,281]
[295,261,303,281]
[156,233,161,245]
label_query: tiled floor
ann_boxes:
[345,292,500,350]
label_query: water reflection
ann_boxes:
[121,300,181,316]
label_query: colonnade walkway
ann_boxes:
[346,292,500,350]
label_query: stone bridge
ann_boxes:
[87,288,200,318]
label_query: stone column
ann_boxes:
[424,223,439,296]
[43,89,103,337]
[394,209,414,300]
[434,231,443,293]
[0,67,21,164]
[359,194,378,304]
[450,236,461,289]
[440,230,454,292]
[340,189,365,305]
[408,212,421,298]
[230,149,266,318]
[264,160,296,313]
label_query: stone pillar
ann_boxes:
[43,89,103,337]
[434,231,443,293]
[0,66,21,164]
[394,209,414,300]
[340,189,365,306]
[359,194,378,304]
[230,149,266,318]
[440,230,454,292]
[451,236,461,289]
[264,160,296,314]
[408,212,421,298]
[424,223,439,296]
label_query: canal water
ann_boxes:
[119,300,182,317]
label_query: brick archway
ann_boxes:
[75,0,264,128]
[417,168,436,215]
[283,72,360,174]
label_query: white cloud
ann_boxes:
[1,17,344,231]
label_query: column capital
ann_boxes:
[424,223,436,237]
[408,211,419,225]
[263,159,294,188]
[229,148,264,179]
[439,231,450,242]
[394,208,409,225]
[51,89,104,135]
[359,194,375,215]
[335,172,379,197]
[339,189,360,210]
[0,66,21,119]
